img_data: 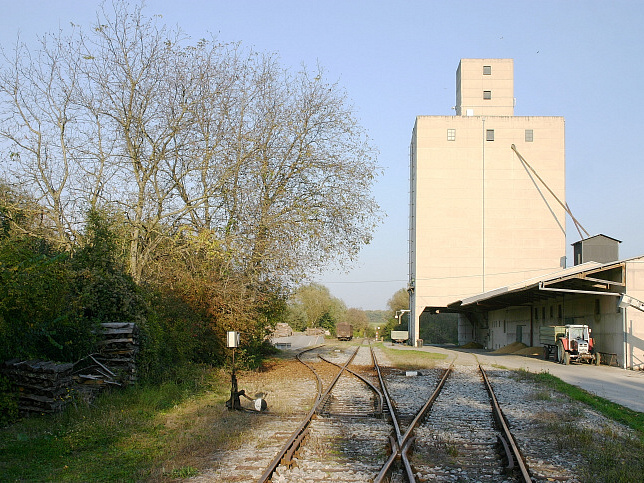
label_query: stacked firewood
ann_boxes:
[1,322,141,414]
[73,322,139,391]
[1,359,74,413]
[96,322,138,384]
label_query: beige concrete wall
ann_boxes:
[487,306,531,349]
[625,259,644,369]
[410,115,566,316]
[409,59,565,346]
[531,293,623,360]
[456,59,514,116]
[483,280,642,369]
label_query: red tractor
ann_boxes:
[540,325,600,365]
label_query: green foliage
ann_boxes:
[365,310,388,326]
[420,312,458,344]
[0,0,383,376]
[71,209,146,326]
[528,371,644,436]
[140,289,223,382]
[168,466,199,478]
[286,283,346,330]
[0,374,18,426]
[387,288,409,313]
[234,340,279,370]
[381,316,400,341]
[318,312,336,332]
[0,236,90,362]
[520,370,644,482]
[0,208,146,363]
[342,308,370,337]
[379,288,411,341]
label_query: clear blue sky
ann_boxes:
[2,1,643,310]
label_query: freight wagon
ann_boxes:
[336,322,353,341]
[390,330,409,344]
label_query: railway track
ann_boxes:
[390,363,530,482]
[258,343,532,483]
[259,343,391,482]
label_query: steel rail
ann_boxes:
[317,354,384,414]
[295,345,325,403]
[371,346,404,442]
[256,345,360,483]
[479,364,532,483]
[371,352,530,483]
[374,359,453,483]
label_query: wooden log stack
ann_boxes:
[94,322,139,385]
[1,359,74,414]
[305,327,326,336]
[2,322,140,414]
[73,322,139,394]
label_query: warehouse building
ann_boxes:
[446,249,644,370]
[409,59,566,345]
[408,60,644,369]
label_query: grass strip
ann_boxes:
[376,342,448,368]
[515,369,644,483]
[524,370,644,436]
[0,363,228,481]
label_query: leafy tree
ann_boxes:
[287,283,346,330]
[0,1,382,369]
[387,287,409,314]
[71,209,145,326]
[380,287,410,341]
[344,308,370,337]
[143,228,286,368]
[365,310,388,327]
[0,189,145,363]
[285,301,308,332]
[0,236,78,361]
[318,312,336,333]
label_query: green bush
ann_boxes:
[71,210,146,326]
[420,312,458,344]
[0,236,93,362]
[0,374,18,426]
[0,209,146,363]
[0,197,285,381]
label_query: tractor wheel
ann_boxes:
[557,341,564,363]
[563,351,571,365]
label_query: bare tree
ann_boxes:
[212,54,381,282]
[0,32,84,246]
[0,1,381,287]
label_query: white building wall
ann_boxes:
[625,259,644,369]
[487,306,531,349]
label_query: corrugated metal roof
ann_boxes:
[571,234,622,245]
[452,261,602,307]
[447,255,644,310]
